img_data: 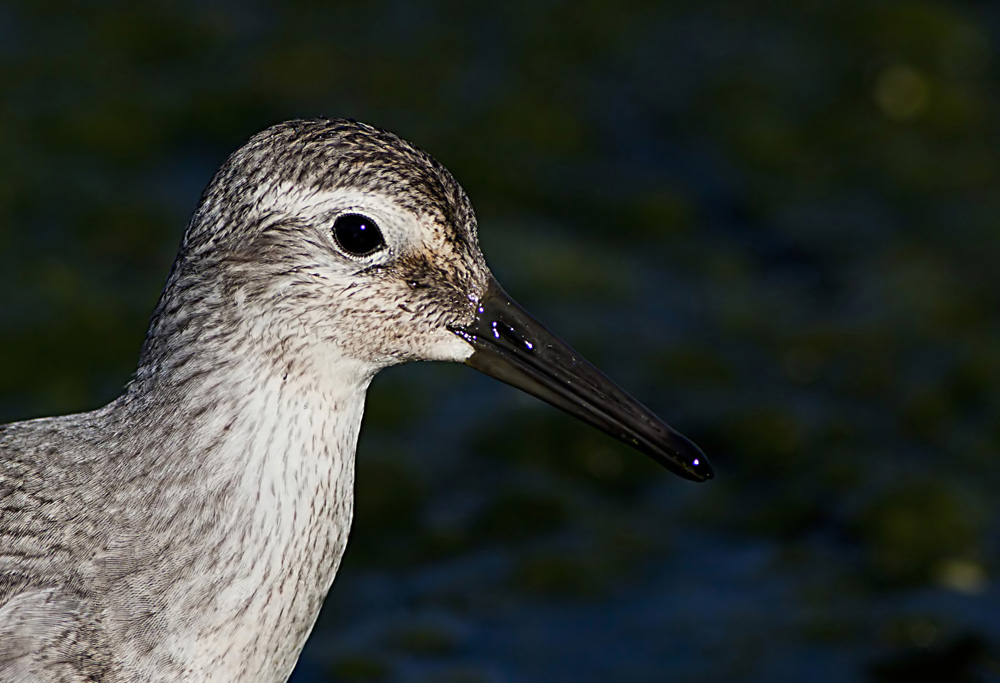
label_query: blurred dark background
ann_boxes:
[2,1,998,681]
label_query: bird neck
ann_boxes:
[109,333,374,681]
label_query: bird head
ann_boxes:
[140,118,712,482]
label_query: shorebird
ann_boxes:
[0,118,711,682]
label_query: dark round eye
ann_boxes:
[332,214,386,257]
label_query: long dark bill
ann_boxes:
[450,277,713,482]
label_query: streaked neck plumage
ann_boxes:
[103,266,375,681]
[104,351,369,680]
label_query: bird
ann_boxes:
[0,118,712,682]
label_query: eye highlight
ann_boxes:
[332,213,386,257]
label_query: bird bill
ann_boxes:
[450,277,712,482]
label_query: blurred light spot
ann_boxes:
[874,65,929,121]
[936,558,988,595]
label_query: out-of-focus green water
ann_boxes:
[1,1,998,680]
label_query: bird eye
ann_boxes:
[332,214,386,257]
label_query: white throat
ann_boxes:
[110,353,373,682]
